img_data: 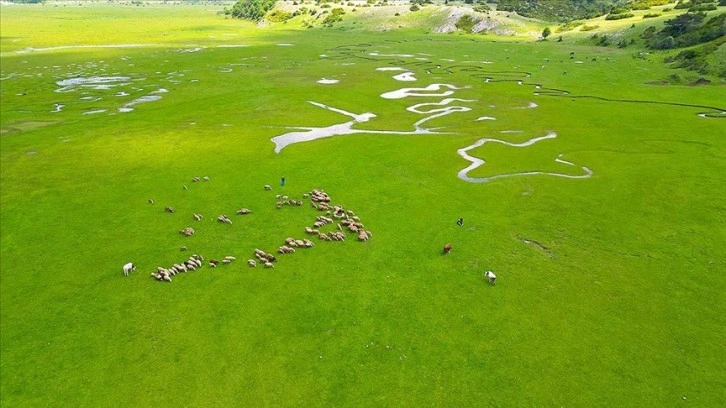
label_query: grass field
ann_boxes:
[1,2,725,407]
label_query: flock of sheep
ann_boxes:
[136,182,372,283]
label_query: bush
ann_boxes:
[597,35,613,46]
[643,13,661,18]
[580,24,599,31]
[267,10,293,22]
[606,13,634,20]
[641,26,657,39]
[473,5,490,12]
[689,4,717,11]
[556,20,583,32]
[321,7,345,26]
[410,4,420,11]
[455,15,477,33]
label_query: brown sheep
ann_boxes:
[443,243,452,254]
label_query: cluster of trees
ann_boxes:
[644,11,725,49]
[495,0,619,22]
[226,0,277,21]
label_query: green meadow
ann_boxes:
[1,2,725,407]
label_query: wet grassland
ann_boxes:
[1,3,725,407]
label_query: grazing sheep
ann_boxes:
[183,185,188,190]
[222,259,232,264]
[191,254,203,261]
[165,206,175,213]
[302,239,314,248]
[264,261,274,268]
[305,227,319,235]
[224,256,236,261]
[217,215,232,224]
[193,213,203,221]
[192,176,200,182]
[443,243,452,254]
[358,232,369,241]
[179,227,195,237]
[264,185,272,191]
[122,262,136,276]
[148,199,154,204]
[302,193,309,198]
[202,176,210,181]
[236,208,251,215]
[319,233,331,241]
[484,270,496,285]
[247,259,257,267]
[209,259,220,267]
[180,246,188,251]
[185,263,197,271]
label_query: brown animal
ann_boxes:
[443,243,452,254]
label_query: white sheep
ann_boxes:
[122,262,136,276]
[484,270,496,285]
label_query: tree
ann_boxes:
[542,27,552,39]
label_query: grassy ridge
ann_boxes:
[2,3,725,407]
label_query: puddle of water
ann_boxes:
[317,78,339,84]
[55,76,130,93]
[393,72,417,82]
[83,109,107,115]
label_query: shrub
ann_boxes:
[597,35,613,46]
[410,4,420,11]
[606,13,634,20]
[643,13,661,18]
[455,15,477,33]
[556,20,583,32]
[473,5,490,12]
[580,24,599,31]
[321,7,345,26]
[267,10,293,22]
[689,4,717,11]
